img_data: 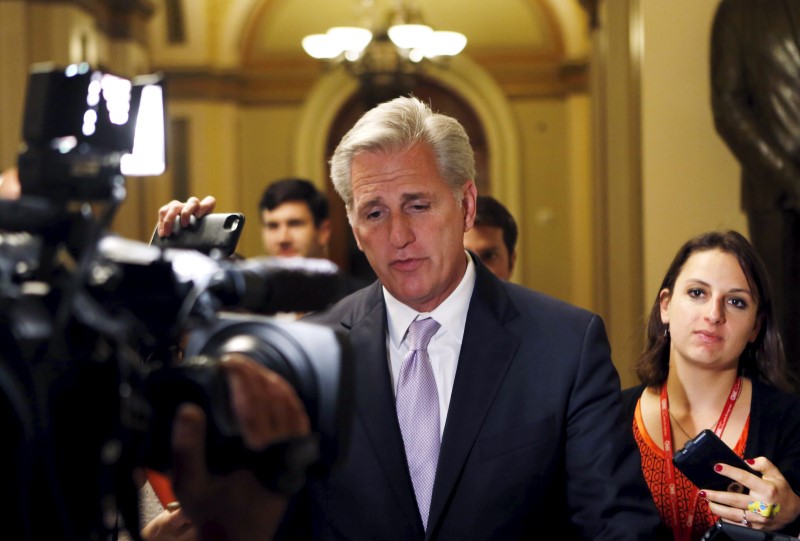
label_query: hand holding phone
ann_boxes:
[151,212,245,257]
[672,429,761,493]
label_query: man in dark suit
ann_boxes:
[275,96,660,540]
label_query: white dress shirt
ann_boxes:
[384,251,476,438]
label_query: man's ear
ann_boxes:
[318,218,332,247]
[462,181,477,231]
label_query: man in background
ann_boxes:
[463,195,517,280]
[258,177,372,297]
[710,0,800,380]
[258,177,331,259]
[159,177,331,260]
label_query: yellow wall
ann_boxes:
[640,0,747,328]
[512,98,574,300]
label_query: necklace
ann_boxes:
[668,411,718,441]
[668,411,694,440]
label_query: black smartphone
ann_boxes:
[673,429,761,493]
[150,213,245,257]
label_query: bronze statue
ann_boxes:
[711,0,800,377]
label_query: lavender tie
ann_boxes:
[396,317,441,529]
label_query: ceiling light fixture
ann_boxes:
[302,0,467,101]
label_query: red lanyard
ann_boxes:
[659,376,742,541]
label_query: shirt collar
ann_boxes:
[385,250,476,348]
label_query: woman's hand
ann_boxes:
[704,457,800,531]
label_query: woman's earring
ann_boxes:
[663,327,670,339]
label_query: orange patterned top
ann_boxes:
[632,399,749,541]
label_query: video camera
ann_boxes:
[0,63,353,541]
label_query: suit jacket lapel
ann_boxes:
[343,284,422,525]
[427,264,520,535]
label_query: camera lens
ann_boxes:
[141,313,352,492]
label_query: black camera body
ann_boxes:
[0,63,353,541]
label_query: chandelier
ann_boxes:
[301,0,467,103]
